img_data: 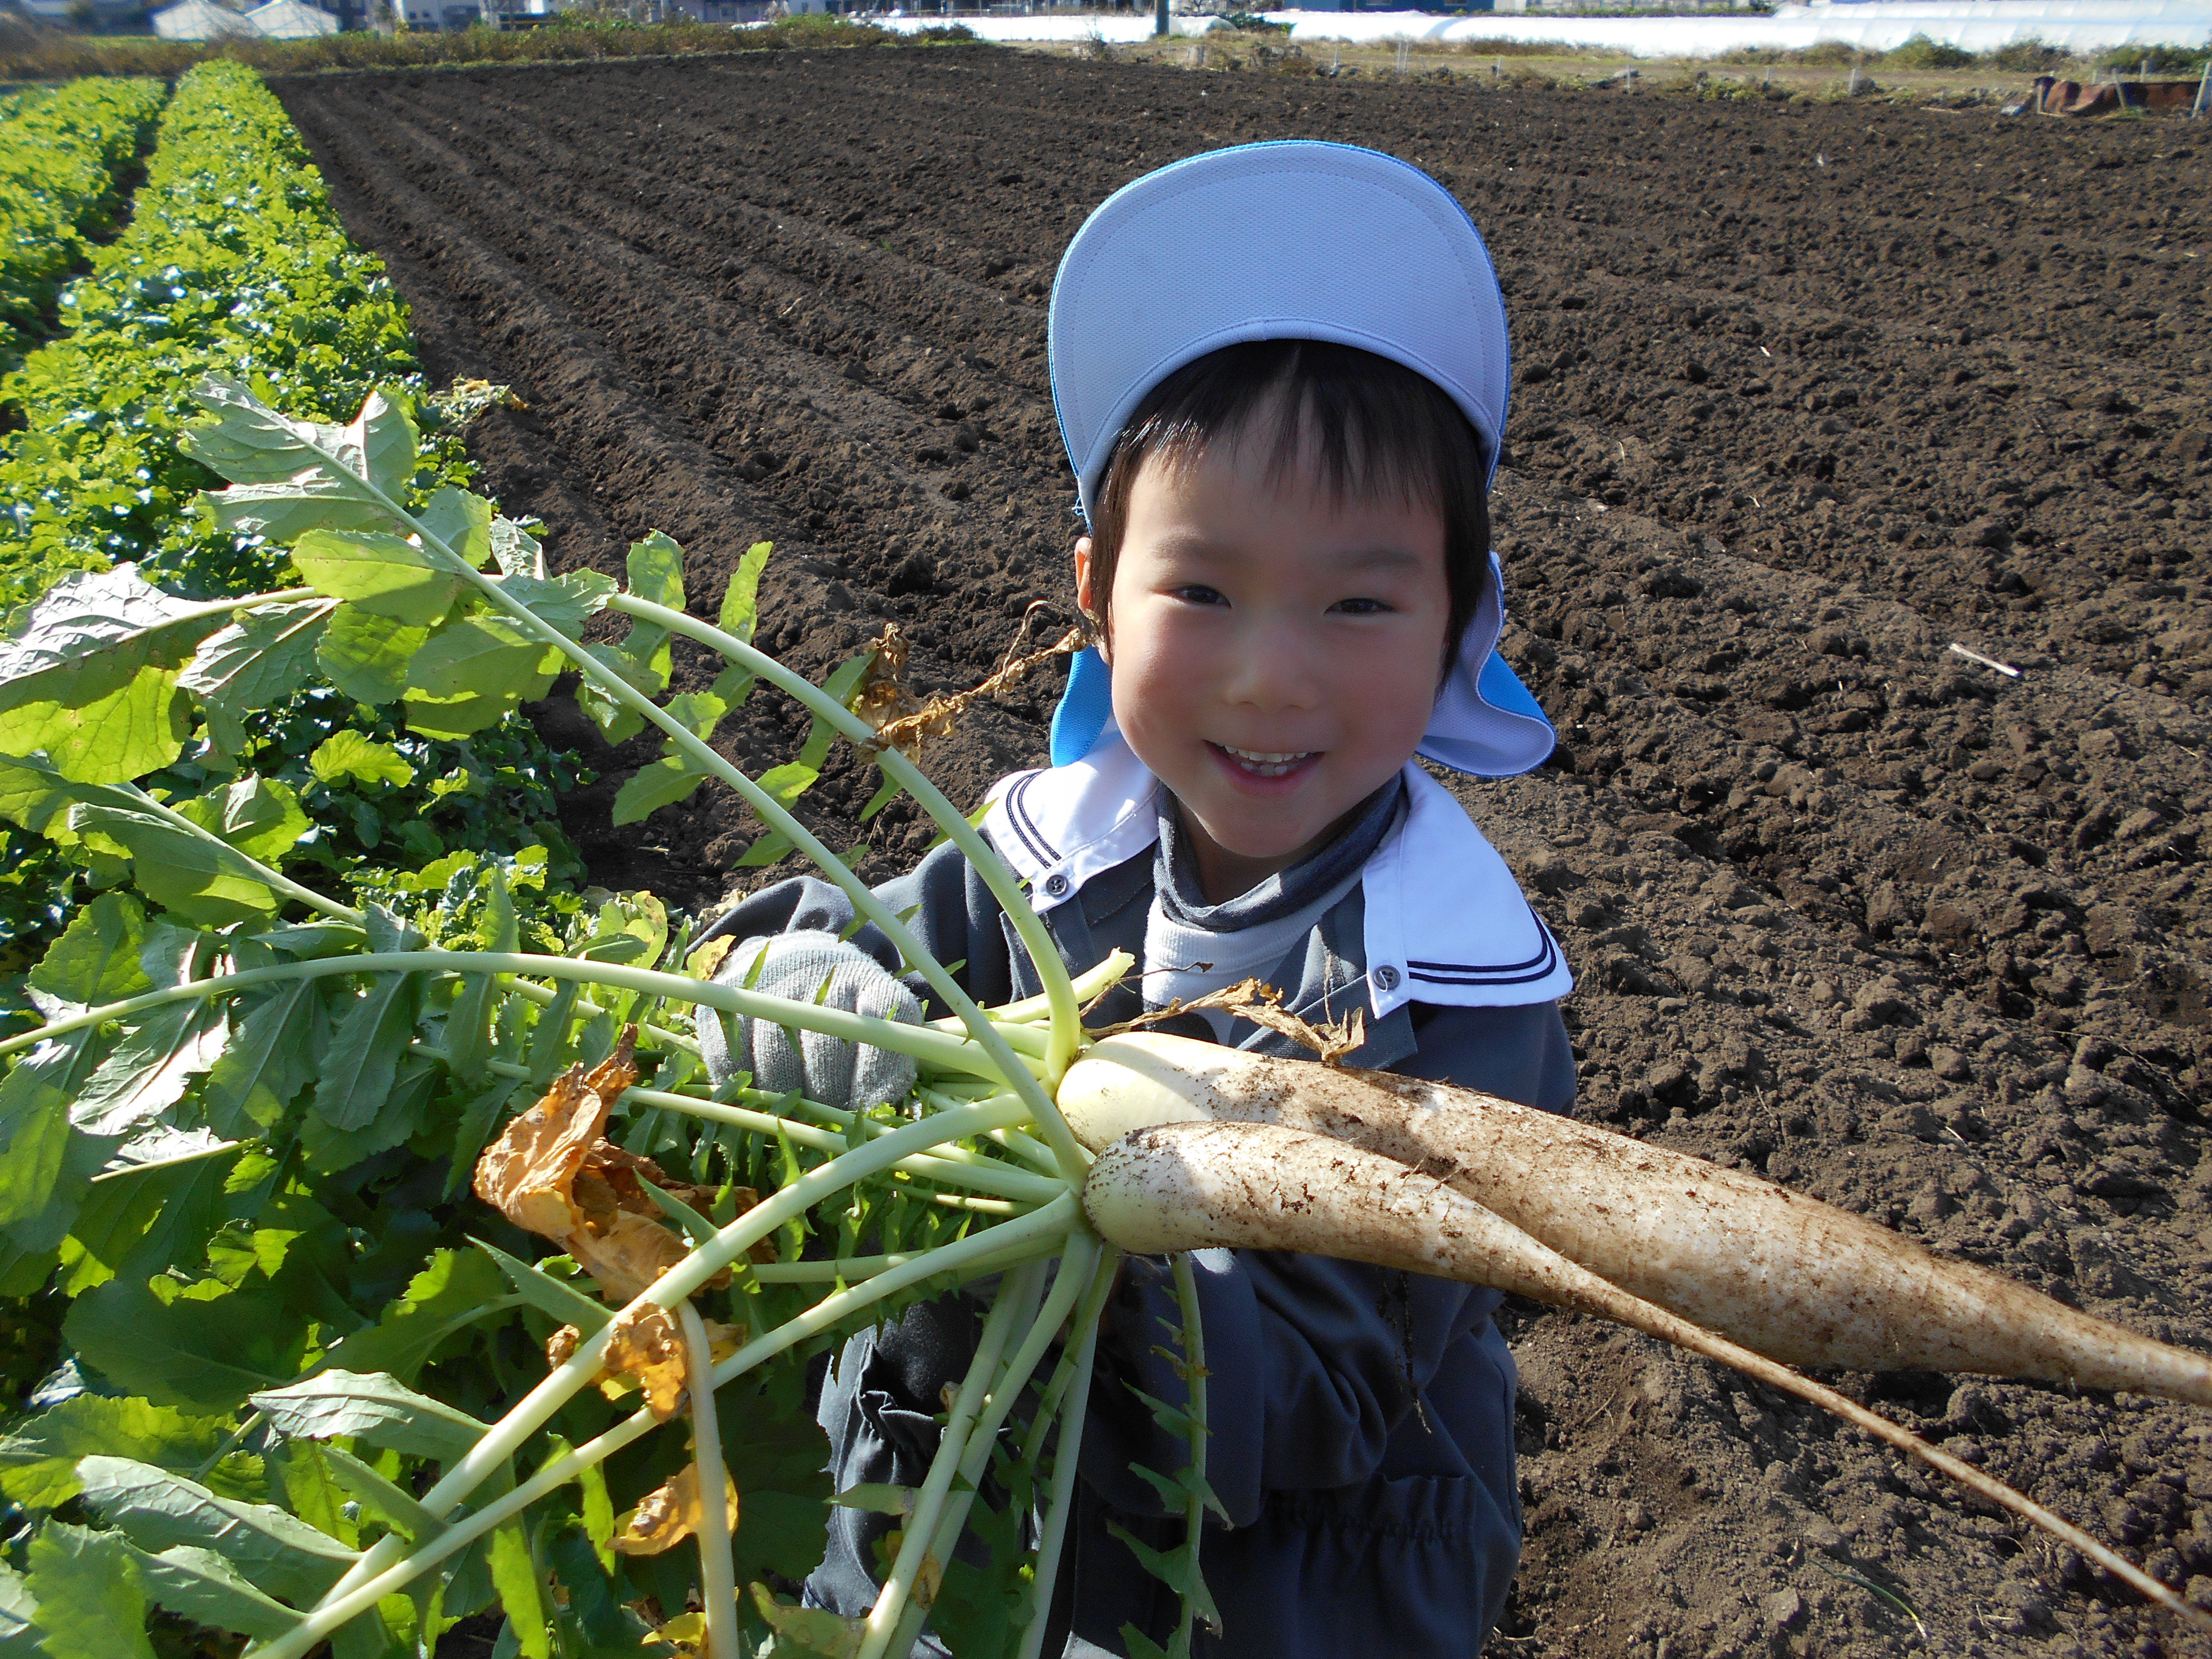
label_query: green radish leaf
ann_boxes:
[1118,1624,1174,1659]
[754,762,820,810]
[27,891,153,1013]
[710,657,757,716]
[663,689,728,742]
[316,605,428,706]
[128,1542,303,1640]
[178,597,338,756]
[64,1273,310,1412]
[416,485,492,571]
[317,1443,444,1544]
[271,1439,358,1549]
[200,979,320,1137]
[859,776,903,822]
[0,755,136,883]
[444,1079,520,1202]
[444,863,513,1087]
[317,1246,510,1384]
[747,1584,862,1659]
[0,1559,37,1659]
[611,757,709,827]
[573,643,658,744]
[183,377,418,495]
[24,1522,155,1659]
[310,729,416,790]
[197,477,398,547]
[63,802,282,926]
[58,1146,234,1300]
[73,1456,357,1602]
[249,1370,488,1462]
[576,1457,617,1574]
[489,517,547,580]
[312,970,422,1131]
[401,616,559,737]
[626,530,686,614]
[725,1379,833,1585]
[487,1516,552,1659]
[0,1398,247,1515]
[0,653,192,789]
[580,891,666,968]
[500,569,617,635]
[1103,1520,1197,1596]
[176,774,310,869]
[0,565,220,705]
[69,995,226,1139]
[0,1037,95,1245]
[292,530,461,628]
[718,541,775,642]
[583,530,689,733]
[472,1238,611,1334]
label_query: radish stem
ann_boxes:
[258,1195,1082,1659]
[679,1301,740,1659]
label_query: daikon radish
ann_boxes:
[1082,1118,2212,1636]
[1060,1031,2212,1407]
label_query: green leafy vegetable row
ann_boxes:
[0,60,586,968]
[0,60,438,614]
[0,78,166,365]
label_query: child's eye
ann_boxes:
[1168,585,1228,607]
[1330,597,1393,617]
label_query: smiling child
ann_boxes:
[698,142,1573,1656]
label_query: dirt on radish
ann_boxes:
[270,50,2212,1659]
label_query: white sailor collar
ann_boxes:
[982,732,1573,1018]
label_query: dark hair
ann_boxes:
[1082,339,1492,678]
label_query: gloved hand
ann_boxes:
[696,930,924,1111]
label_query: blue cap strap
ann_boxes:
[1048,647,1115,768]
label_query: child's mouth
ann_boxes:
[1212,743,1320,781]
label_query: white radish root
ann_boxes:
[1083,1118,2212,1636]
[1060,1031,2212,1407]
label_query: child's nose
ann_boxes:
[1221,616,1325,712]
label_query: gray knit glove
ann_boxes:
[696,930,923,1110]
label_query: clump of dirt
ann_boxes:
[274,50,2211,1659]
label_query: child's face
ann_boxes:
[1076,428,1452,904]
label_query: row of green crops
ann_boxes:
[0,60,425,611]
[0,78,166,365]
[0,60,588,967]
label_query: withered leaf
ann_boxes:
[551,1307,744,1417]
[611,1461,740,1556]
[473,1027,640,1236]
[568,1212,694,1308]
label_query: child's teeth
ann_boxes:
[1221,745,1314,778]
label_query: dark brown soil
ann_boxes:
[271,51,2212,1659]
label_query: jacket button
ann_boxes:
[1043,872,1070,897]
[1373,964,1401,993]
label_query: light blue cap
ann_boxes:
[1045,140,1554,779]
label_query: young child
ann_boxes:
[697,142,1573,1657]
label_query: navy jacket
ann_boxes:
[699,836,1576,1658]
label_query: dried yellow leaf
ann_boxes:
[686,935,734,979]
[547,1324,583,1370]
[473,1028,641,1237]
[603,1304,687,1421]
[611,1462,740,1557]
[568,1211,694,1308]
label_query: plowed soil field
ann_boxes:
[271,49,2212,1659]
